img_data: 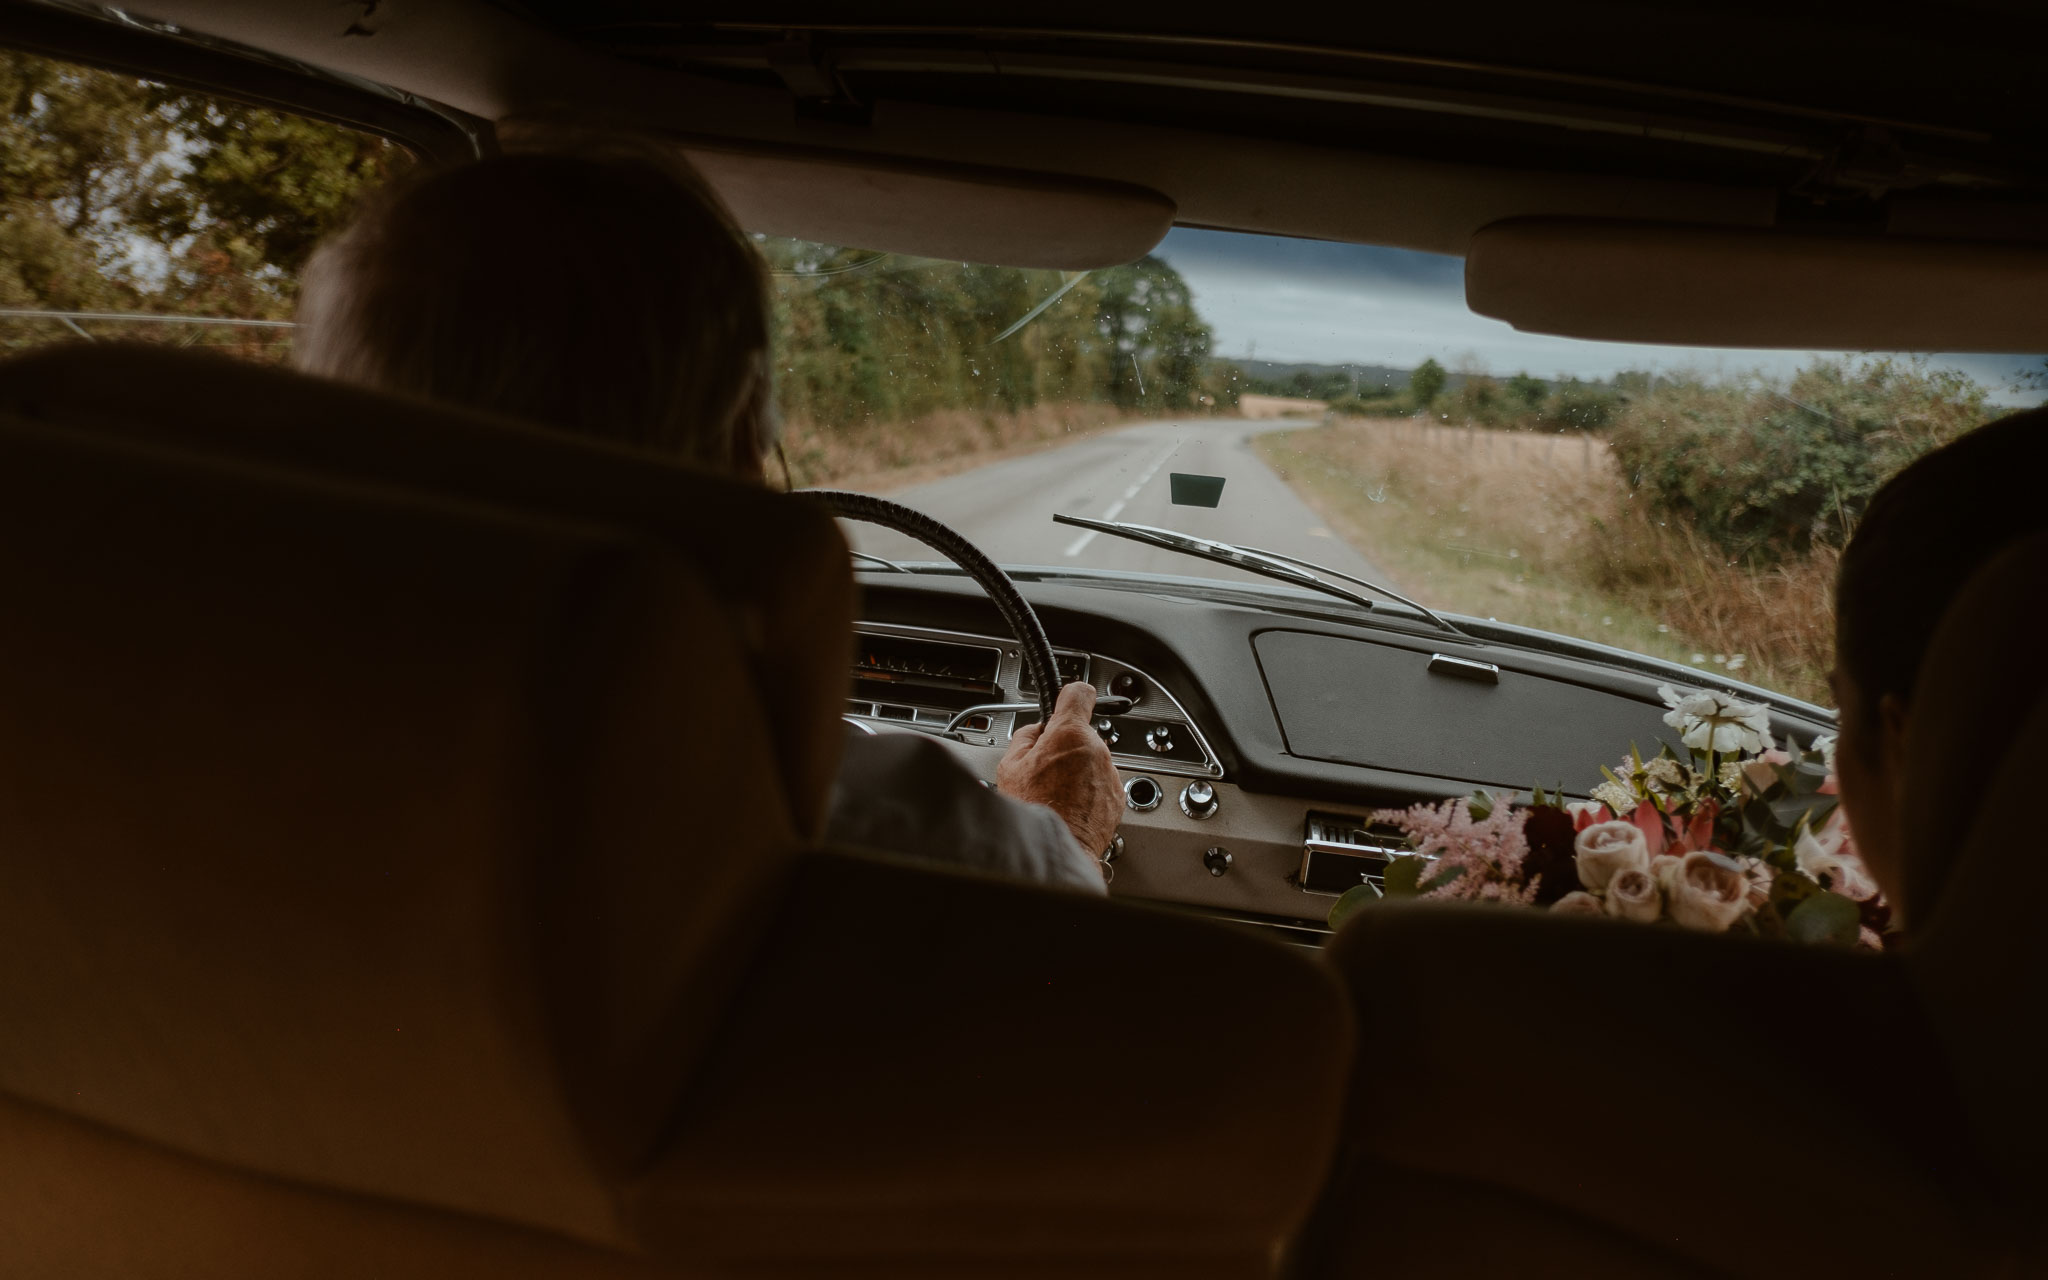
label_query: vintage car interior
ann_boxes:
[1,1,2043,1276]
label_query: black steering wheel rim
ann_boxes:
[804,490,1061,724]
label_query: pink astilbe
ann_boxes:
[1372,798,1540,905]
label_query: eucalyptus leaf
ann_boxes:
[1785,891,1862,945]
[1327,883,1382,930]
[1770,791,1838,828]
[1382,856,1427,898]
[1769,870,1821,916]
[1467,790,1496,821]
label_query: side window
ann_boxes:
[0,49,410,361]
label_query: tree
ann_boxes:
[1090,255,1213,410]
[1507,370,1547,411]
[1,49,403,357]
[1409,357,1447,408]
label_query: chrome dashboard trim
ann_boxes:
[848,621,1224,778]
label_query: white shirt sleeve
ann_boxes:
[825,727,1108,895]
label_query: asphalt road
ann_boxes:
[839,416,1393,590]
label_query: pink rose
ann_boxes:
[1551,891,1606,917]
[1667,851,1750,931]
[1574,821,1650,891]
[1604,867,1663,923]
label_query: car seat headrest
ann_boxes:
[0,342,854,839]
[0,408,801,1245]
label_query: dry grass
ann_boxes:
[780,401,1136,492]
[1255,417,1836,704]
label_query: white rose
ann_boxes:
[1551,891,1607,917]
[1667,850,1750,931]
[1603,867,1663,923]
[1574,821,1649,892]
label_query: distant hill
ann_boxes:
[1230,358,1414,394]
[1217,356,1629,401]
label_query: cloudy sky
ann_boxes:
[1152,227,2048,406]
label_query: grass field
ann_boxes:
[1255,417,1837,705]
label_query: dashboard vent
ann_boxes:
[1298,811,1407,896]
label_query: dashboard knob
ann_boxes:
[1202,846,1233,877]
[1145,724,1175,753]
[1094,716,1119,746]
[1179,780,1218,819]
[1111,671,1144,703]
[1123,776,1162,811]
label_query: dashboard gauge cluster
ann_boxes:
[845,622,1221,778]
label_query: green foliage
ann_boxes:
[1784,891,1862,945]
[1381,855,1427,897]
[1409,356,1447,407]
[1327,882,1382,929]
[1326,390,1406,417]
[1608,358,1991,562]
[145,93,410,282]
[0,49,405,357]
[1507,370,1547,410]
[1541,376,1621,431]
[767,248,1219,432]
[1451,372,1499,420]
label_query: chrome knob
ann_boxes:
[1145,724,1175,753]
[1123,776,1162,811]
[1203,846,1233,877]
[1111,670,1144,703]
[1179,780,1218,819]
[1094,716,1119,747]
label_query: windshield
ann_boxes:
[777,230,2047,705]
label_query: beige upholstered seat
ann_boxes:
[0,394,801,1273]
[1299,536,2048,1277]
[0,345,1355,1278]
[0,342,854,840]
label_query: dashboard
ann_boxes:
[845,568,1835,945]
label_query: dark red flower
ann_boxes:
[1521,804,1583,905]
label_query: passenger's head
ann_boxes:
[294,143,773,476]
[1831,405,2048,918]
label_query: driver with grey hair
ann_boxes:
[292,142,1123,893]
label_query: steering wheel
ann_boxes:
[805,490,1062,724]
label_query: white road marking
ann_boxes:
[1062,440,1181,557]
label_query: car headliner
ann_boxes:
[51,0,2048,349]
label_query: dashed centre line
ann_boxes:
[1062,440,1181,557]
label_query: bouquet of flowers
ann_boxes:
[1329,684,1891,947]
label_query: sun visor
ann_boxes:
[1466,218,2048,353]
[680,145,1176,269]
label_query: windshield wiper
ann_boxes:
[1050,514,1470,637]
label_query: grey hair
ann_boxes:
[294,143,776,469]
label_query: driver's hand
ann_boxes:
[997,681,1124,862]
